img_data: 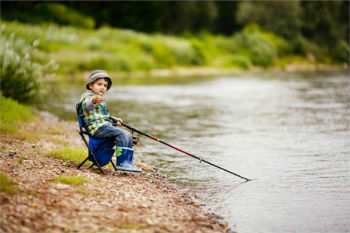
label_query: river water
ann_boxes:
[47,70,350,233]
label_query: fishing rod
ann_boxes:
[116,120,250,182]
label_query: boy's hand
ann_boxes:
[115,118,122,127]
[92,95,104,104]
[111,116,123,127]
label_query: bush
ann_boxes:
[0,29,57,103]
[151,43,176,67]
[292,35,321,57]
[112,53,134,71]
[223,54,251,69]
[260,31,291,56]
[331,40,349,63]
[189,39,209,65]
[78,56,112,71]
[134,55,154,71]
[232,24,278,67]
[83,37,102,50]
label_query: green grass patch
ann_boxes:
[54,175,88,186]
[75,188,89,194]
[47,147,88,163]
[118,222,143,230]
[43,126,65,135]
[0,172,18,194]
[0,94,36,134]
[18,155,26,164]
[50,138,69,146]
[0,145,7,152]
[47,147,115,170]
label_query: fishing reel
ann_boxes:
[132,136,139,145]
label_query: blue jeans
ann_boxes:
[93,124,133,148]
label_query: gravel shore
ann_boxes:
[0,112,232,233]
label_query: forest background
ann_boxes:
[0,1,349,104]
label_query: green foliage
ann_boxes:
[232,24,278,67]
[331,40,349,63]
[222,54,251,69]
[1,19,346,83]
[0,172,17,194]
[189,38,209,65]
[42,3,95,29]
[54,175,88,186]
[301,1,349,48]
[2,1,349,52]
[2,2,94,29]
[237,1,349,62]
[0,26,58,103]
[292,35,322,57]
[259,31,291,56]
[0,94,36,134]
[237,1,301,39]
[83,37,102,50]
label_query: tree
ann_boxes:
[214,1,240,35]
[161,1,218,34]
[236,1,302,39]
[300,1,349,48]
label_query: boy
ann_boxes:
[79,70,141,172]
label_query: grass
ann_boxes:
[47,147,89,163]
[43,126,65,135]
[50,138,70,146]
[75,188,89,194]
[0,94,36,134]
[47,147,115,170]
[118,223,144,230]
[0,172,18,194]
[18,155,26,164]
[54,175,88,186]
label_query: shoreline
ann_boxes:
[56,63,349,86]
[0,112,232,233]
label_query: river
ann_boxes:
[45,70,350,233]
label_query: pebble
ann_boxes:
[0,115,233,233]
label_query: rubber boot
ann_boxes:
[116,147,142,172]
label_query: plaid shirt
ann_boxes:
[79,90,115,135]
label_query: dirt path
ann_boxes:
[0,112,232,233]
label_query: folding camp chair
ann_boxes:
[76,103,117,174]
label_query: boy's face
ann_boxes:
[89,78,108,96]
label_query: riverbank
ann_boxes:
[0,111,232,233]
[60,63,348,87]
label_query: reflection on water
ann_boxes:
[44,70,350,233]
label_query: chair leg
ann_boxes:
[78,157,89,169]
[78,154,104,174]
[79,133,115,175]
[89,153,104,174]
[110,160,117,171]
[97,165,104,174]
